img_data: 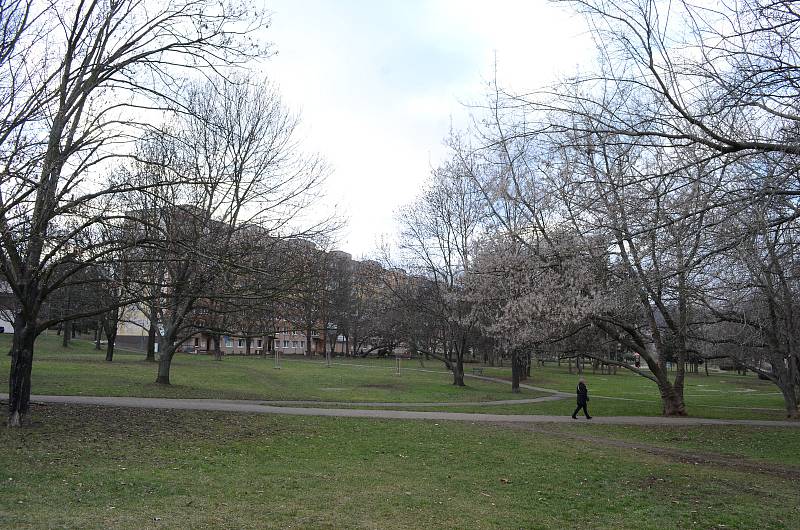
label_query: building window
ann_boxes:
[300,341,305,349]
[238,339,244,348]
[194,337,199,346]
[292,341,298,348]
[257,339,263,348]
[224,336,233,348]
[283,340,289,348]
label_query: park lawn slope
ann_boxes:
[0,403,797,529]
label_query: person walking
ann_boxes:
[572,377,592,419]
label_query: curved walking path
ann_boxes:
[258,394,567,407]
[8,394,799,427]
[257,375,571,407]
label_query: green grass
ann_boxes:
[469,363,788,420]
[540,423,800,467]
[0,335,543,403]
[0,403,797,529]
[0,334,793,420]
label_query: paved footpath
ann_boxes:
[5,394,799,427]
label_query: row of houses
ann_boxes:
[115,306,351,357]
[113,247,364,356]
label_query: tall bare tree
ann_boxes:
[126,76,329,385]
[0,0,268,425]
[396,156,485,385]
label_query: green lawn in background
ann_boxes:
[0,335,541,403]
[0,334,790,420]
[0,403,796,530]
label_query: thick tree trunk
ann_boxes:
[306,327,312,356]
[658,382,687,416]
[245,337,251,356]
[776,377,799,418]
[8,318,37,427]
[452,358,465,386]
[781,391,799,418]
[155,350,174,385]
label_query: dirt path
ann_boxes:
[5,394,799,428]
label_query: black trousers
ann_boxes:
[572,402,590,418]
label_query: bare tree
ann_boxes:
[0,1,268,426]
[126,76,329,385]
[700,178,800,417]
[395,156,485,385]
[544,0,800,159]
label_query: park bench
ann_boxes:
[471,367,484,376]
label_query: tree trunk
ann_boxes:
[452,358,465,386]
[62,321,70,347]
[95,320,102,350]
[658,381,687,416]
[212,335,222,361]
[777,376,799,418]
[8,317,37,427]
[105,329,117,362]
[781,391,799,418]
[306,327,312,356]
[452,340,465,386]
[145,311,157,362]
[155,350,174,384]
[511,351,521,393]
[245,337,252,356]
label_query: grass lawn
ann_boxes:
[540,423,800,467]
[464,363,788,420]
[0,334,792,420]
[0,403,797,529]
[0,335,543,403]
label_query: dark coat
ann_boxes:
[576,382,588,405]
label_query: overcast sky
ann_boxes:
[260,0,594,258]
